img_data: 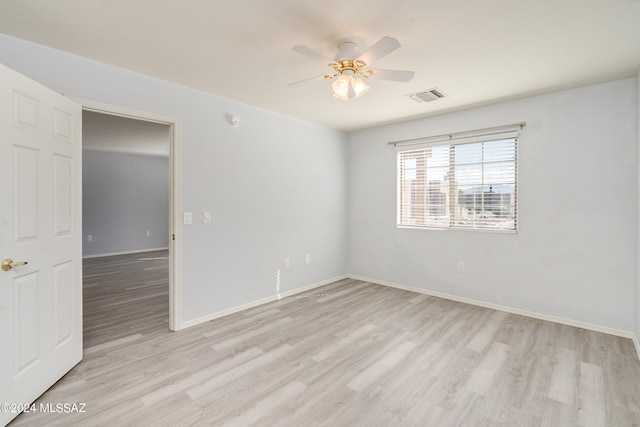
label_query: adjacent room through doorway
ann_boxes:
[81,110,171,348]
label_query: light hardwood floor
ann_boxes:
[9,250,640,426]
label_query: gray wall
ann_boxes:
[82,150,169,257]
[0,35,348,326]
[347,78,637,332]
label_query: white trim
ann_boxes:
[633,334,640,361]
[82,247,170,259]
[70,97,178,125]
[348,274,638,341]
[82,145,169,158]
[168,116,182,331]
[72,97,183,332]
[180,275,348,329]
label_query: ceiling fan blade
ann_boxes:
[357,36,401,66]
[287,74,327,87]
[292,45,332,64]
[365,69,415,82]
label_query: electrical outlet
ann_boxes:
[87,234,92,241]
[457,261,465,273]
[284,258,290,269]
[305,254,311,264]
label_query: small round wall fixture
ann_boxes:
[227,114,240,127]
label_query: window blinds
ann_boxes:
[396,124,522,232]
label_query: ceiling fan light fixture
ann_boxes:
[332,73,352,99]
[332,74,349,92]
[291,37,413,101]
[351,77,369,98]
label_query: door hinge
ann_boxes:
[172,234,175,241]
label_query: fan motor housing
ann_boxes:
[334,41,360,62]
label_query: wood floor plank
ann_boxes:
[83,332,144,355]
[8,250,640,426]
[347,339,417,392]
[547,347,578,405]
[219,381,307,427]
[310,323,377,362]
[466,310,509,353]
[210,317,294,351]
[186,344,295,400]
[464,341,511,396]
[578,362,606,427]
[141,347,265,407]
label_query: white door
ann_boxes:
[0,64,82,426]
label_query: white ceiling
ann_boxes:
[83,110,170,157]
[1,0,639,132]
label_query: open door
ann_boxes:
[0,64,82,426]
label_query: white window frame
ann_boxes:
[392,123,524,233]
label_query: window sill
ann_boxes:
[396,225,517,234]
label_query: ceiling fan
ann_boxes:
[288,36,414,100]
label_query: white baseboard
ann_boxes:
[633,334,640,361]
[348,274,637,343]
[180,275,348,329]
[83,247,169,259]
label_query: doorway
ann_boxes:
[77,98,182,332]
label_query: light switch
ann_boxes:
[203,211,212,224]
[184,212,192,225]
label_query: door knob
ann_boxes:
[1,259,28,272]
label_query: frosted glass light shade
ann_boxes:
[332,74,351,99]
[351,77,369,97]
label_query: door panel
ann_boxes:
[53,108,72,142]
[13,91,39,132]
[53,155,72,236]
[54,261,73,348]
[14,147,39,241]
[1,63,82,426]
[14,271,40,375]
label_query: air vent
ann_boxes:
[408,88,446,103]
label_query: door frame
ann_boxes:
[74,97,182,331]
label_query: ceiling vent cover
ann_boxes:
[408,88,445,103]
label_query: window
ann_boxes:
[396,125,521,232]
